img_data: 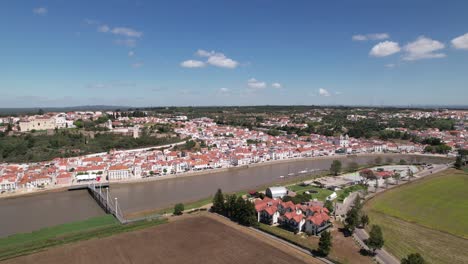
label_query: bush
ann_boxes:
[173,203,184,215]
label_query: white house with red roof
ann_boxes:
[108,165,131,180]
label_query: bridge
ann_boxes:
[69,182,161,224]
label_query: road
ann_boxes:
[353,163,451,264]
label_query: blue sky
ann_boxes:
[0,0,467,107]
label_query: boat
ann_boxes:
[288,173,295,176]
[299,170,307,174]
[279,175,285,178]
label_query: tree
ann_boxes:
[455,155,463,169]
[401,253,425,264]
[324,200,334,213]
[347,161,359,172]
[318,230,332,256]
[385,157,393,164]
[408,169,414,181]
[212,189,225,214]
[399,159,407,165]
[38,108,44,115]
[366,225,384,254]
[353,195,362,211]
[361,214,369,228]
[330,160,342,176]
[392,173,401,185]
[173,203,184,215]
[360,169,376,186]
[225,194,237,218]
[344,208,360,234]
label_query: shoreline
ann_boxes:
[0,153,452,200]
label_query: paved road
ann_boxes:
[335,191,360,216]
[353,164,451,264]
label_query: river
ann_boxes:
[0,154,449,238]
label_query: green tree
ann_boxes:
[212,189,225,214]
[401,253,425,264]
[330,160,342,176]
[455,155,463,169]
[361,214,369,228]
[366,225,384,254]
[324,200,334,213]
[173,203,184,215]
[318,230,332,256]
[399,159,407,165]
[392,173,401,185]
[344,208,360,234]
[37,108,44,115]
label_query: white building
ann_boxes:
[108,165,131,180]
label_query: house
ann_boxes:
[108,165,131,180]
[56,172,72,185]
[0,174,17,191]
[255,198,281,225]
[304,209,331,235]
[280,211,305,233]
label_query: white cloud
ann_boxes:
[98,25,110,33]
[318,88,331,97]
[131,62,144,68]
[385,63,396,68]
[128,51,135,57]
[451,33,468,50]
[403,36,446,61]
[247,78,267,89]
[114,39,137,47]
[111,27,143,38]
[353,33,389,41]
[271,82,282,89]
[33,7,48,16]
[196,49,239,69]
[180,60,206,68]
[370,41,401,57]
[219,88,230,93]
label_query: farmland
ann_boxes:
[365,169,468,264]
[3,214,320,264]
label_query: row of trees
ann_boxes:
[212,189,258,227]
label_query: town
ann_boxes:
[0,107,467,194]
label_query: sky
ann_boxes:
[0,0,467,107]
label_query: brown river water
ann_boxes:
[0,154,449,238]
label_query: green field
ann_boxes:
[0,215,167,261]
[365,169,468,264]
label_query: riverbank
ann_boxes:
[0,153,452,201]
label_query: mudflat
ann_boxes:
[4,214,319,264]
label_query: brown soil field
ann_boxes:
[3,214,320,264]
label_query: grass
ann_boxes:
[369,169,468,238]
[365,169,468,264]
[289,185,334,201]
[258,223,317,252]
[336,184,367,202]
[0,215,168,261]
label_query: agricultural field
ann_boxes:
[0,215,167,261]
[4,214,319,264]
[365,169,468,264]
